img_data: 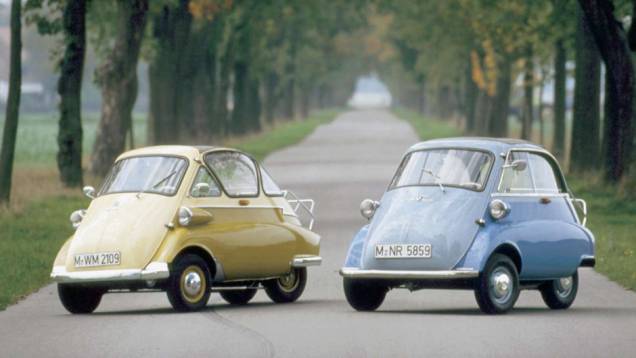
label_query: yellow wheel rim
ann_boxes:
[180,265,206,304]
[277,269,300,293]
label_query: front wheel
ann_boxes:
[343,278,387,311]
[474,254,520,314]
[264,268,307,303]
[166,254,212,312]
[58,284,104,314]
[540,271,579,309]
[220,289,257,305]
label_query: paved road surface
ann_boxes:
[1,110,636,357]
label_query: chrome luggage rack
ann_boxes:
[283,190,316,230]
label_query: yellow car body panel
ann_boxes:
[51,145,320,285]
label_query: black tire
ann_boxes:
[220,289,257,305]
[343,278,387,311]
[166,254,212,312]
[264,267,307,303]
[474,253,520,314]
[540,270,579,310]
[58,284,104,314]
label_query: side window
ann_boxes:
[190,167,221,198]
[528,153,562,193]
[260,166,283,196]
[204,152,258,197]
[499,152,533,193]
[499,151,563,194]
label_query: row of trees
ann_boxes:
[381,0,635,183]
[0,0,369,205]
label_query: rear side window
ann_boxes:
[204,152,259,197]
[499,152,563,194]
[260,166,283,196]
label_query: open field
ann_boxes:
[395,107,636,292]
[0,109,339,310]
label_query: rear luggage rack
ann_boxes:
[283,190,316,230]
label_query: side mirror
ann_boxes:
[192,182,210,197]
[83,186,96,199]
[573,198,588,226]
[504,159,527,172]
[360,199,380,220]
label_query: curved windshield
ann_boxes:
[389,149,493,191]
[100,156,188,196]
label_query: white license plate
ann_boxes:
[375,244,432,259]
[74,252,121,268]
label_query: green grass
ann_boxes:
[394,107,636,291]
[233,109,340,161]
[0,108,339,310]
[0,112,147,166]
[0,196,90,310]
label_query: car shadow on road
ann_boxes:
[90,299,333,316]
[374,305,636,317]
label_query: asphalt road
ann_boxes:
[1,110,636,357]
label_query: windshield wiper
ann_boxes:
[422,169,446,193]
[136,170,177,198]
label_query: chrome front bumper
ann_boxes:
[50,262,170,283]
[339,267,479,280]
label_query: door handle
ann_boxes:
[238,199,250,206]
[540,197,551,204]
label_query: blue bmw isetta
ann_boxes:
[340,138,595,314]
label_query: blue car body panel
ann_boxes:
[343,138,595,282]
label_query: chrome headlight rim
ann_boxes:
[489,199,510,220]
[69,209,86,229]
[360,199,380,220]
[178,206,193,226]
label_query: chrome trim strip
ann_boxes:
[291,256,322,267]
[50,262,170,283]
[339,267,479,279]
[491,193,569,198]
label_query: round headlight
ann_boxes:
[360,199,379,220]
[489,199,510,220]
[178,206,193,226]
[69,209,86,229]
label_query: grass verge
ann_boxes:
[394,107,636,291]
[0,109,340,310]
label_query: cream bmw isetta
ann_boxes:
[51,146,321,313]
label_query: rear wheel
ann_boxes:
[343,278,387,311]
[474,254,520,314]
[166,254,212,312]
[220,289,258,305]
[58,284,104,314]
[264,268,306,303]
[540,271,579,309]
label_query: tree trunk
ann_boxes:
[474,90,493,136]
[464,60,478,134]
[578,0,635,181]
[571,4,602,172]
[264,71,279,123]
[553,39,567,159]
[488,56,512,137]
[56,0,87,188]
[90,0,148,177]
[521,47,535,140]
[538,67,547,145]
[147,0,192,144]
[0,0,21,205]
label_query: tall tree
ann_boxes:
[57,0,88,187]
[552,39,567,159]
[578,0,634,180]
[90,0,148,176]
[571,5,601,172]
[0,0,22,205]
[521,47,535,140]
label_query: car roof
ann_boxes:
[407,137,545,155]
[117,145,240,161]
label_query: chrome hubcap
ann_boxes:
[490,267,513,304]
[278,269,299,293]
[556,276,574,297]
[184,272,202,297]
